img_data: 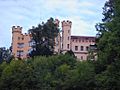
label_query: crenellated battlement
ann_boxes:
[62,20,72,27]
[54,19,60,27]
[12,26,22,33]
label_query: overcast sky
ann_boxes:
[0,0,106,48]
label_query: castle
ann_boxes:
[11,19,95,60]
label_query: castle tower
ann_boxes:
[61,20,72,53]
[12,26,22,57]
[54,19,61,54]
[12,26,31,59]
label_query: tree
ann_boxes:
[65,50,76,58]
[29,18,59,57]
[62,61,95,90]
[94,0,120,89]
[95,0,120,72]
[0,47,13,63]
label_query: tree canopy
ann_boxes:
[95,0,120,70]
[29,18,59,57]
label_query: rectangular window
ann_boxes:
[86,46,89,51]
[68,30,70,33]
[81,46,84,51]
[76,39,77,42]
[92,40,95,42]
[82,39,84,42]
[18,37,20,40]
[75,46,78,51]
[67,44,69,49]
[18,43,24,48]
[22,37,24,40]
[68,36,69,40]
[17,50,24,57]
[81,56,83,60]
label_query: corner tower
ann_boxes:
[12,26,31,59]
[12,26,22,57]
[62,20,72,53]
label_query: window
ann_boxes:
[22,37,24,40]
[17,50,24,57]
[75,46,78,51]
[86,46,89,51]
[18,43,24,48]
[92,40,95,42]
[76,39,77,42]
[82,39,84,42]
[18,37,20,40]
[68,36,69,40]
[85,38,88,42]
[67,44,69,49]
[68,30,70,33]
[81,46,84,51]
[81,56,83,60]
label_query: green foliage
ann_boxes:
[95,60,120,89]
[29,18,59,57]
[95,0,120,70]
[0,60,33,90]
[0,54,78,89]
[94,0,120,89]
[65,50,76,58]
[0,47,13,63]
[63,61,95,90]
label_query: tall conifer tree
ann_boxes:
[29,18,59,57]
[95,0,120,72]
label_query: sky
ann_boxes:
[0,0,106,48]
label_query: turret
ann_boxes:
[54,19,61,54]
[61,20,72,52]
[54,19,60,27]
